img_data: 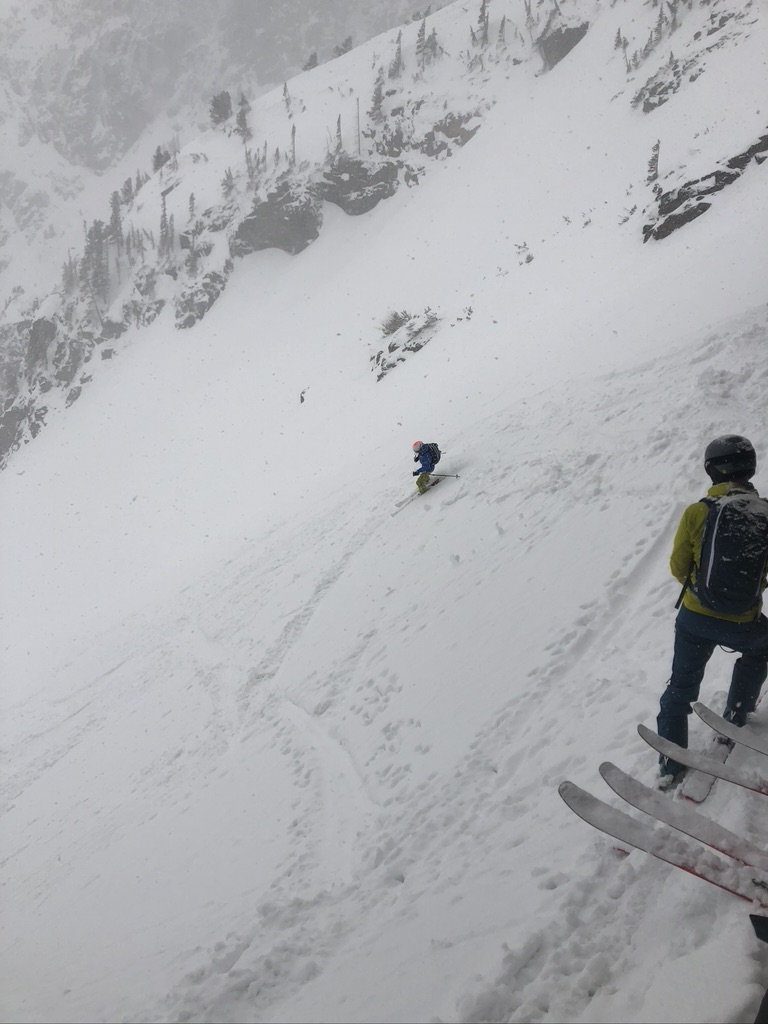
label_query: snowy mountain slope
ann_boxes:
[3,0,532,459]
[1,0,768,1022]
[0,0,452,296]
[4,0,766,469]
[4,304,768,1024]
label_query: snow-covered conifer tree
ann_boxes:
[334,36,353,57]
[236,93,252,141]
[477,0,490,47]
[389,30,403,78]
[369,66,386,123]
[209,91,233,126]
[416,18,427,70]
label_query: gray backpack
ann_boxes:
[691,491,768,615]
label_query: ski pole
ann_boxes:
[431,473,459,478]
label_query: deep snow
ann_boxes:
[2,1,768,1022]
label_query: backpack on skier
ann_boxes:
[691,491,768,615]
[423,443,441,465]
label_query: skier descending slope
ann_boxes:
[411,440,442,494]
[391,442,457,516]
[656,436,768,787]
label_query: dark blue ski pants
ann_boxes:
[657,606,768,750]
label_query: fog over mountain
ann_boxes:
[0,0,448,291]
[2,0,446,168]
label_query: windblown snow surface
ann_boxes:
[2,1,768,1022]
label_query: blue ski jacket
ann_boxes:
[414,444,438,474]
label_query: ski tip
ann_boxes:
[558,780,597,814]
[637,723,664,745]
[558,780,582,803]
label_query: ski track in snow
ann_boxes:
[276,698,380,884]
[131,308,768,1024]
[232,513,382,723]
[5,310,768,1024]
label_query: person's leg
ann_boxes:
[657,614,716,776]
[688,612,768,725]
[725,653,767,724]
[416,472,431,494]
[725,620,768,724]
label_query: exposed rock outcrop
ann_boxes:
[175,263,233,329]
[632,54,703,114]
[25,318,57,373]
[0,313,112,466]
[420,113,481,158]
[371,309,440,381]
[537,20,589,71]
[232,176,323,255]
[319,155,400,216]
[643,133,768,241]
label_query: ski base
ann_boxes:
[599,762,768,872]
[560,708,768,911]
[559,780,768,908]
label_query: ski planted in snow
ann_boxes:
[638,725,768,798]
[598,762,768,872]
[693,702,768,758]
[559,780,768,908]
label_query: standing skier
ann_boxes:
[656,435,768,786]
[411,441,441,494]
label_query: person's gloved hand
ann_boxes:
[413,471,419,476]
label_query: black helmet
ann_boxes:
[704,435,756,481]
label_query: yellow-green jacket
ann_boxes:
[670,482,767,622]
